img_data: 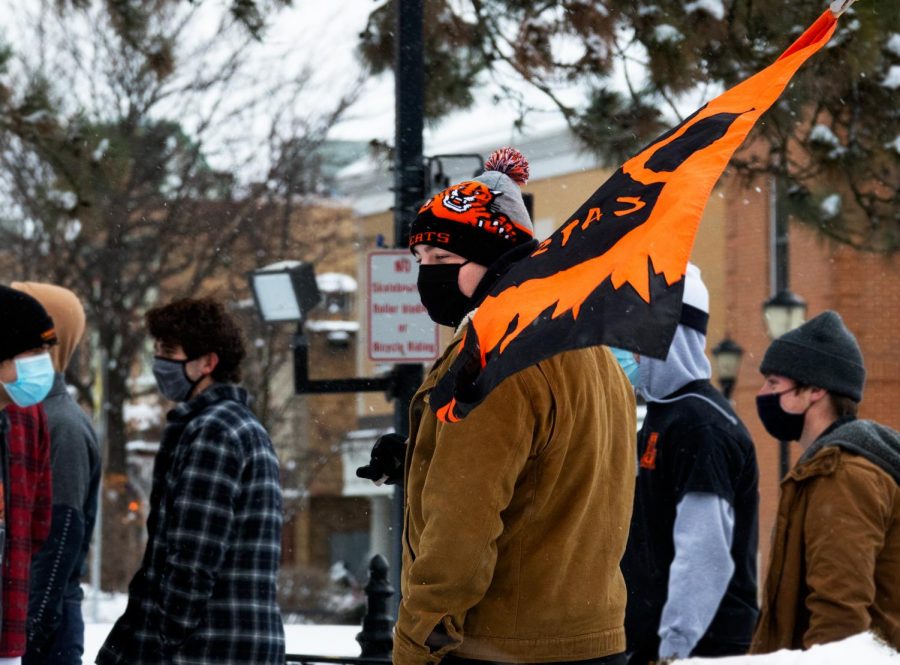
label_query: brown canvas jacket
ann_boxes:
[751,445,900,654]
[394,330,636,665]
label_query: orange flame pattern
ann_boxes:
[434,9,840,422]
[474,12,836,363]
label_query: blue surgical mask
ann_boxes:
[152,356,199,402]
[2,352,55,407]
[610,347,640,387]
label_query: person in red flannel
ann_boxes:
[0,285,55,665]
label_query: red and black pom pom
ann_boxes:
[484,147,529,186]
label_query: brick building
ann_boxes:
[720,170,900,560]
[338,127,899,576]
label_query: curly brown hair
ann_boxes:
[146,297,246,383]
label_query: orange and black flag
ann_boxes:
[431,4,853,423]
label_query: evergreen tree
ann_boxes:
[360,0,899,252]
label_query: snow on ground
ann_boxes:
[81,589,362,660]
[675,633,899,663]
[81,590,898,662]
[84,624,362,661]
[82,626,900,664]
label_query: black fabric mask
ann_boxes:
[153,356,199,402]
[756,389,807,441]
[417,262,472,328]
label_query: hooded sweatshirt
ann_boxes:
[12,282,101,663]
[623,323,759,660]
[800,419,900,483]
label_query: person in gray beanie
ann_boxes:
[751,310,900,654]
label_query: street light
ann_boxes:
[712,337,743,400]
[763,289,807,339]
[248,261,397,395]
[249,261,321,323]
[762,288,807,478]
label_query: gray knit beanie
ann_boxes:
[759,310,866,401]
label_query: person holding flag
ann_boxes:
[359,148,638,665]
[361,1,857,663]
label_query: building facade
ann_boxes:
[335,128,899,577]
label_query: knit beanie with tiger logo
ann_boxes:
[409,147,535,266]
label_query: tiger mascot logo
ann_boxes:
[419,181,525,242]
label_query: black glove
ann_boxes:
[356,433,406,485]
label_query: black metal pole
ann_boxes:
[779,440,790,480]
[773,176,791,480]
[391,0,425,618]
[293,326,394,394]
[774,177,790,301]
[395,0,425,250]
[720,378,735,401]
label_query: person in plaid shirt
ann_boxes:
[97,297,284,665]
[0,285,56,665]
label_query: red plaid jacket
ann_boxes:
[1,405,52,657]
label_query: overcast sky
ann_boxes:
[272,0,574,152]
[0,0,714,171]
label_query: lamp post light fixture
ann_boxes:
[249,261,321,324]
[763,288,807,340]
[762,287,807,479]
[712,337,744,401]
[248,261,398,396]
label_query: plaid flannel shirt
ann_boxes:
[1,405,52,658]
[97,385,284,665]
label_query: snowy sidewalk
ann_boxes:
[82,626,897,664]
[80,592,897,664]
[84,623,362,661]
[676,632,898,663]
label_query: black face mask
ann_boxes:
[756,389,807,441]
[417,262,472,328]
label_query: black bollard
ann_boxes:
[356,554,395,658]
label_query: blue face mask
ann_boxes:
[610,347,640,387]
[2,352,55,407]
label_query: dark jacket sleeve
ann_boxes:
[25,504,85,659]
[27,397,98,659]
[156,421,242,652]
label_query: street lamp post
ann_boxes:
[762,288,807,478]
[712,336,744,401]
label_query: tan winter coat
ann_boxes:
[751,447,900,654]
[394,331,636,665]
